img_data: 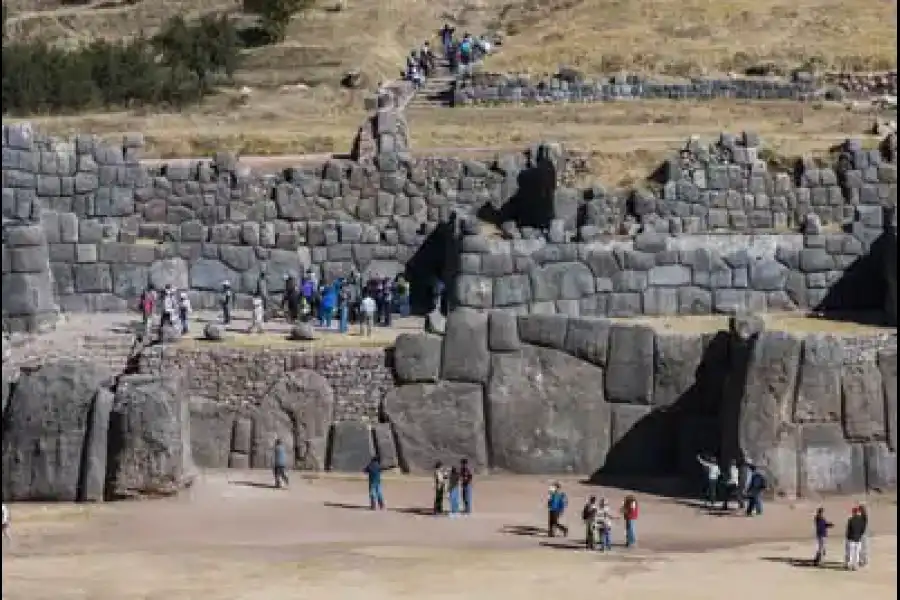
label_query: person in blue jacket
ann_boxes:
[547,482,569,537]
[320,281,338,328]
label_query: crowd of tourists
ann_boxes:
[404,26,495,88]
[137,270,446,339]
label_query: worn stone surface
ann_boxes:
[106,374,195,499]
[393,333,442,383]
[798,423,866,496]
[605,325,655,404]
[487,346,610,474]
[1,360,114,501]
[653,333,706,409]
[878,349,898,451]
[794,335,844,422]
[372,422,399,469]
[328,420,375,472]
[383,382,488,472]
[440,309,490,383]
[841,359,886,442]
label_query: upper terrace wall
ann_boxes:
[1,109,898,330]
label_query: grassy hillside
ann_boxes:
[3,0,896,180]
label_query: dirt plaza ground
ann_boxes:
[2,472,896,600]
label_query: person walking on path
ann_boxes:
[272,439,289,489]
[621,495,639,548]
[744,465,767,516]
[365,456,386,511]
[722,460,741,510]
[813,507,834,566]
[221,281,234,325]
[433,461,447,515]
[696,455,721,507]
[459,458,474,515]
[447,466,462,517]
[360,293,376,337]
[844,506,866,570]
[547,483,569,537]
[582,496,600,550]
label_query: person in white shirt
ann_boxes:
[177,292,192,334]
[594,497,615,551]
[2,503,11,544]
[696,454,721,508]
[250,295,265,334]
[722,459,741,510]
[359,294,376,337]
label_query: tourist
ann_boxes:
[440,23,454,57]
[460,458,473,514]
[722,460,741,510]
[744,465,766,517]
[813,507,834,566]
[621,494,639,548]
[320,281,337,329]
[178,291,192,334]
[547,482,569,537]
[272,438,289,489]
[582,495,599,549]
[447,466,462,517]
[360,292,376,336]
[338,281,351,333]
[844,506,866,570]
[283,274,300,322]
[395,275,411,317]
[250,295,265,334]
[364,456,386,511]
[160,285,177,336]
[858,503,870,567]
[1,502,10,544]
[595,498,614,551]
[433,461,447,515]
[696,454,721,507]
[139,285,156,334]
[301,276,315,321]
[221,280,234,325]
[256,272,269,320]
[432,277,445,314]
[381,277,394,327]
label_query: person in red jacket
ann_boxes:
[622,495,639,548]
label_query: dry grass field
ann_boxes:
[3,0,897,182]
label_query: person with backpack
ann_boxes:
[547,482,569,537]
[813,507,834,566]
[622,495,639,548]
[582,496,600,549]
[744,465,767,516]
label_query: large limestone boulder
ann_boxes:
[1,361,115,501]
[189,396,238,468]
[393,333,443,383]
[106,375,195,498]
[440,309,490,383]
[383,382,488,473]
[878,349,897,451]
[249,370,334,470]
[794,334,843,423]
[328,421,375,472]
[487,346,610,474]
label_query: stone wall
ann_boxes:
[1,121,897,330]
[452,228,896,319]
[453,71,900,106]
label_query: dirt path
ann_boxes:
[2,473,896,600]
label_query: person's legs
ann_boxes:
[847,541,861,570]
[601,527,612,551]
[814,536,826,565]
[754,494,763,515]
[339,305,349,333]
[223,305,231,324]
[745,495,756,516]
[625,519,636,547]
[365,314,374,336]
[449,487,460,516]
[548,511,557,537]
[706,480,717,506]
[375,483,385,509]
[369,483,378,510]
[462,484,472,514]
[860,535,869,567]
[434,487,444,515]
[585,523,595,549]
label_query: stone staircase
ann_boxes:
[406,57,457,109]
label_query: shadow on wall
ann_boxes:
[476,154,557,230]
[404,219,459,315]
[813,229,895,325]
[587,330,753,500]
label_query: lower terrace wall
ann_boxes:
[124,311,897,497]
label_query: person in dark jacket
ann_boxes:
[744,465,766,516]
[547,483,569,537]
[844,506,866,570]
[459,458,474,514]
[813,507,833,566]
[364,457,386,511]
